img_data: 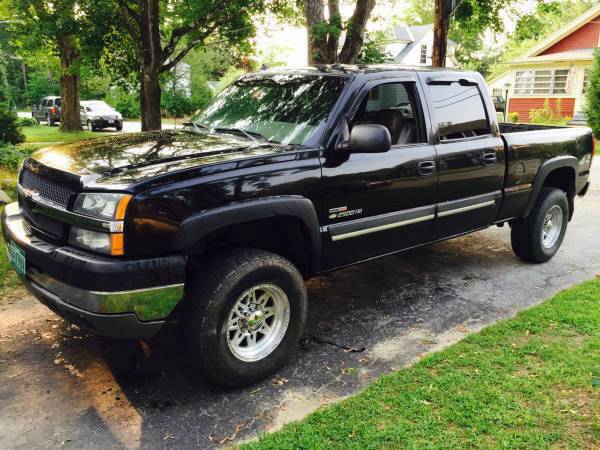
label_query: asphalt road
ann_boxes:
[1,160,599,449]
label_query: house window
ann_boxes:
[582,69,590,94]
[514,69,569,95]
[420,45,427,64]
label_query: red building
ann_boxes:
[495,5,600,123]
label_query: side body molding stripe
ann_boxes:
[437,191,500,218]
[326,191,501,241]
[328,204,435,241]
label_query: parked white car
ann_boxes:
[80,100,123,131]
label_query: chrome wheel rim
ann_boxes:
[542,205,563,249]
[226,283,290,362]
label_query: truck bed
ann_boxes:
[499,123,576,133]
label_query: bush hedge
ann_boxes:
[0,109,25,145]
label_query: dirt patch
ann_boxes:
[267,389,344,433]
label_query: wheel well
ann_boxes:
[188,216,313,278]
[543,167,575,219]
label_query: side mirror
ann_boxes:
[343,124,391,153]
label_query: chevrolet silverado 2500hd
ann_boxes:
[3,66,593,387]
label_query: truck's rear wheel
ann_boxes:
[183,248,307,387]
[511,187,569,263]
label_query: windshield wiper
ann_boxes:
[182,121,208,133]
[213,127,266,143]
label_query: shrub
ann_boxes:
[0,144,36,169]
[509,112,519,123]
[585,48,600,138]
[17,116,38,127]
[0,109,25,145]
[161,90,196,118]
[529,99,570,125]
[104,88,141,119]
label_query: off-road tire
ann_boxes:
[183,248,307,387]
[511,187,569,263]
[115,122,123,131]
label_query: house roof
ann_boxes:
[391,24,456,46]
[510,48,594,65]
[391,24,456,63]
[517,4,600,60]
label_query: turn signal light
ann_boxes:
[110,234,124,256]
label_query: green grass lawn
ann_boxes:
[22,125,111,144]
[244,279,600,449]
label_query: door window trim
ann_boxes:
[349,79,429,147]
[425,79,493,144]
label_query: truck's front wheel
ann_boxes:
[511,187,569,263]
[183,249,307,387]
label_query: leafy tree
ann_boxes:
[82,0,278,131]
[305,0,377,64]
[358,32,393,64]
[9,0,83,131]
[585,48,600,139]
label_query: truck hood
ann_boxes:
[29,129,293,187]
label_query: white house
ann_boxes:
[383,24,458,67]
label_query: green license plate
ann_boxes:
[7,240,26,277]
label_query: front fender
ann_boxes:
[171,195,321,274]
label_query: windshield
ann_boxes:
[83,101,114,113]
[192,74,348,146]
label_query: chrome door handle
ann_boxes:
[417,160,436,176]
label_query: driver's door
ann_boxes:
[320,79,438,269]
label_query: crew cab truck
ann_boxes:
[3,66,593,387]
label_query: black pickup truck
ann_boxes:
[3,66,593,387]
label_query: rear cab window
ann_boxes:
[428,82,490,141]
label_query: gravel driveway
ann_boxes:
[1,160,598,450]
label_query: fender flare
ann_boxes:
[172,196,321,275]
[523,155,578,218]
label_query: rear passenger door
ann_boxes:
[424,78,505,238]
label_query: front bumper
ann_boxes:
[2,203,186,339]
[92,118,122,129]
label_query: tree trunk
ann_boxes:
[432,0,452,67]
[325,0,340,63]
[58,35,81,132]
[305,0,327,64]
[141,65,161,131]
[139,0,162,131]
[338,0,376,64]
[20,62,28,96]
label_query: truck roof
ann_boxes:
[255,64,469,77]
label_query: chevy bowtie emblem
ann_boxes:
[22,187,40,200]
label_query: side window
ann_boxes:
[429,83,491,140]
[42,100,48,107]
[352,82,424,146]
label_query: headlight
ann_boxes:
[116,113,122,120]
[69,227,124,255]
[93,116,102,121]
[73,193,131,220]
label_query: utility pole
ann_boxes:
[432,0,453,67]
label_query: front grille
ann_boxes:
[20,168,74,208]
[22,206,65,238]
